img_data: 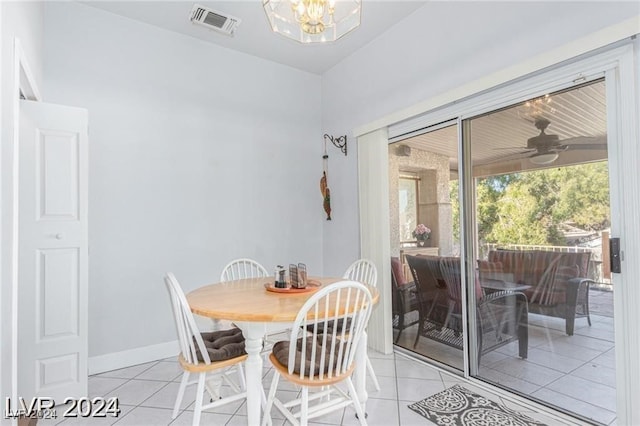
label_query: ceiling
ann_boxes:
[78,1,610,169]
[394,79,608,176]
[83,1,427,75]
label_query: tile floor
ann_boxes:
[35,289,613,426]
[38,349,579,426]
[395,288,616,426]
[483,313,616,425]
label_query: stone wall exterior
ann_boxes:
[388,146,454,257]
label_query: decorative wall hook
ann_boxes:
[324,134,347,156]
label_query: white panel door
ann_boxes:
[18,100,88,402]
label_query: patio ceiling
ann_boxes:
[396,80,607,176]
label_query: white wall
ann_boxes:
[320,1,640,275]
[1,0,43,405]
[43,2,323,361]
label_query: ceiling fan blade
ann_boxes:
[482,130,606,166]
[481,150,534,165]
[492,147,536,151]
[565,143,608,151]
[561,135,606,145]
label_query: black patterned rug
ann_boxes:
[408,385,547,426]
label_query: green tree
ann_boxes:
[486,179,564,245]
[552,162,610,230]
[477,161,609,245]
[476,175,521,242]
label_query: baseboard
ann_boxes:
[88,340,179,375]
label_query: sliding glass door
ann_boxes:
[389,120,466,371]
[464,80,616,424]
[389,79,618,423]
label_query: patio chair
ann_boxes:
[439,257,528,364]
[406,256,528,364]
[164,273,249,426]
[405,255,451,348]
[262,281,373,426]
[391,256,419,343]
[487,249,592,335]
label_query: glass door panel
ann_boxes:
[464,79,616,424]
[389,121,465,371]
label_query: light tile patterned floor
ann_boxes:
[38,349,577,426]
[395,288,616,426]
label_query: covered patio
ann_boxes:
[394,286,615,424]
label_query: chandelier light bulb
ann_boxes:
[264,0,361,43]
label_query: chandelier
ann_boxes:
[519,93,556,121]
[263,0,362,43]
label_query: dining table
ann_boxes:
[186,276,379,425]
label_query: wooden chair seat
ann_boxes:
[178,353,248,373]
[269,352,355,387]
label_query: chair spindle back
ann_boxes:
[288,281,373,382]
[164,273,211,365]
[343,259,378,288]
[220,258,269,282]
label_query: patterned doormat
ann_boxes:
[408,385,547,426]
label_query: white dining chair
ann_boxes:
[343,259,381,392]
[220,258,286,355]
[220,258,269,282]
[262,280,373,426]
[217,258,270,330]
[164,273,248,426]
[343,259,378,289]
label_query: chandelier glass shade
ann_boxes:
[263,0,361,43]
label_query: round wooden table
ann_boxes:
[187,277,379,425]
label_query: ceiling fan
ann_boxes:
[498,118,607,165]
[525,118,567,164]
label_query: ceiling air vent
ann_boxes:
[190,4,240,36]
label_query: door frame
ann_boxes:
[6,36,42,406]
[358,41,639,423]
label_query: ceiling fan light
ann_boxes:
[529,152,559,165]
